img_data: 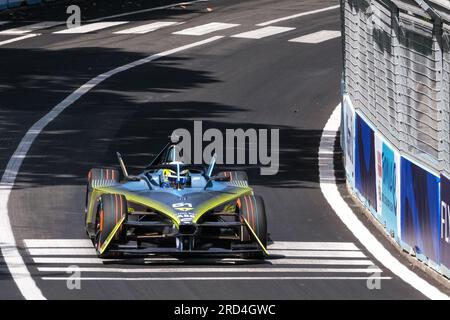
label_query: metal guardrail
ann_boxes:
[342,0,450,173]
[341,0,450,279]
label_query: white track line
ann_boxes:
[37,267,383,273]
[24,239,358,250]
[231,26,294,39]
[272,250,366,258]
[33,257,104,264]
[114,21,180,34]
[319,105,449,300]
[0,21,61,35]
[0,35,223,300]
[24,239,93,248]
[42,276,392,281]
[31,257,375,266]
[257,5,340,26]
[28,248,364,258]
[54,21,129,34]
[31,257,241,264]
[269,259,375,266]
[268,241,358,250]
[0,33,40,46]
[173,22,240,36]
[289,30,341,44]
[27,248,97,256]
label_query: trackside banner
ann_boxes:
[354,113,377,211]
[380,141,401,241]
[401,157,440,264]
[374,133,401,241]
[440,175,450,273]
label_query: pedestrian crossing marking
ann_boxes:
[231,26,295,39]
[53,21,129,34]
[289,30,341,44]
[173,22,239,36]
[114,21,180,34]
[0,21,62,35]
[23,239,386,282]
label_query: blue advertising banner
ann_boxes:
[381,142,400,240]
[354,113,377,210]
[401,158,440,263]
[440,175,450,271]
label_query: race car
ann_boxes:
[84,139,269,259]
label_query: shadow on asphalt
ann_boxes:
[0,0,205,22]
[0,45,342,191]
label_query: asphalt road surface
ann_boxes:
[0,0,448,300]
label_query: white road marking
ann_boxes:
[0,21,62,35]
[319,105,450,300]
[42,276,392,281]
[289,30,341,44]
[31,257,375,266]
[0,33,40,46]
[114,21,180,34]
[0,35,223,300]
[0,21,10,26]
[28,248,364,257]
[33,257,104,264]
[24,239,369,260]
[24,239,93,248]
[53,21,129,34]
[257,5,340,26]
[272,250,366,258]
[269,241,358,250]
[269,259,375,266]
[27,248,97,256]
[24,239,358,250]
[37,266,382,273]
[231,26,294,39]
[173,22,239,36]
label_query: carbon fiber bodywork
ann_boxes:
[84,147,268,258]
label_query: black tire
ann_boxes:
[94,193,127,257]
[238,195,267,259]
[217,171,248,182]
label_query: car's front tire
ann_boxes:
[238,195,267,259]
[94,193,127,258]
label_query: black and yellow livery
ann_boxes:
[84,141,269,258]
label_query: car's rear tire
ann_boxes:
[88,168,120,190]
[94,193,127,258]
[217,171,248,182]
[238,195,267,259]
[85,168,120,226]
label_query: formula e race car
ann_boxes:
[84,139,269,259]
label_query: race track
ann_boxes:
[0,0,447,299]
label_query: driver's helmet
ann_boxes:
[160,162,190,188]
